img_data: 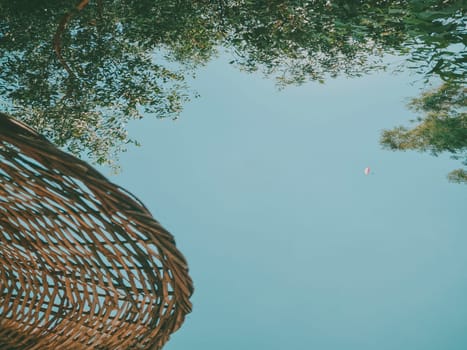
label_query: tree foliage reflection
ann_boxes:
[0,0,465,175]
[379,0,466,183]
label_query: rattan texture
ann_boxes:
[0,113,193,350]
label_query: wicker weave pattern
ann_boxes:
[0,113,193,350]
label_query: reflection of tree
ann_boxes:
[403,0,465,82]
[0,1,465,168]
[0,0,218,166]
[380,1,466,183]
[219,0,408,85]
[381,83,466,183]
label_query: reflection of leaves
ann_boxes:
[221,1,409,86]
[0,0,203,168]
[448,169,467,184]
[403,0,466,82]
[381,82,467,183]
[0,0,465,168]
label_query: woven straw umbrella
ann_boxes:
[0,113,193,350]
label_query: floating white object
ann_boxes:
[364,167,370,176]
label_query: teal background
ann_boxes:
[109,56,467,350]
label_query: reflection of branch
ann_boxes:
[97,0,103,17]
[53,0,90,78]
[96,0,104,44]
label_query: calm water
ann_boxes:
[1,1,466,349]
